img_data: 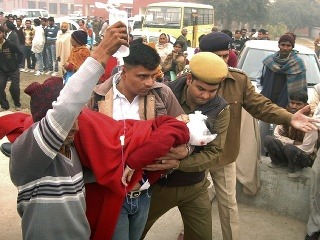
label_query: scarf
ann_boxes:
[262,50,307,95]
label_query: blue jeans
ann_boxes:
[112,189,152,240]
[35,52,44,72]
[46,44,58,72]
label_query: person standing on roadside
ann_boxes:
[92,16,100,44]
[23,19,36,73]
[4,21,19,47]
[45,17,59,76]
[41,17,49,72]
[257,29,268,40]
[240,28,249,43]
[177,27,189,52]
[63,30,90,83]
[260,34,307,156]
[156,33,173,63]
[0,12,5,26]
[56,22,72,72]
[0,26,23,111]
[32,19,45,76]
[14,18,26,71]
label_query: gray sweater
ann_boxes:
[10,57,104,240]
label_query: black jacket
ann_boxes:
[0,39,23,72]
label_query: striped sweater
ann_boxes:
[10,57,104,240]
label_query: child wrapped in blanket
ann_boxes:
[122,111,217,185]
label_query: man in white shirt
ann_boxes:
[264,90,318,177]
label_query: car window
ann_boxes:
[299,54,320,85]
[241,48,320,86]
[241,48,273,82]
[42,11,49,17]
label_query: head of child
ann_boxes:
[25,77,79,145]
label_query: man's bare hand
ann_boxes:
[143,159,180,171]
[121,165,135,186]
[291,105,319,132]
[91,21,128,65]
[156,144,188,161]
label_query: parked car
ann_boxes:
[237,40,320,99]
[13,9,50,24]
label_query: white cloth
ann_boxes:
[31,26,45,54]
[156,43,173,63]
[112,73,140,120]
[187,111,217,146]
[56,30,72,67]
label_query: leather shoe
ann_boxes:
[0,142,12,157]
[305,231,320,240]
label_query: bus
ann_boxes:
[142,2,214,47]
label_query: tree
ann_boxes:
[269,0,320,31]
[203,0,269,28]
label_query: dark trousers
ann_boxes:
[24,46,36,69]
[42,43,49,71]
[264,135,312,171]
[19,45,26,69]
[0,69,21,109]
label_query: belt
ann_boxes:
[127,189,148,199]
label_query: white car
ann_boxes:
[237,40,320,99]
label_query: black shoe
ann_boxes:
[305,231,320,240]
[0,142,12,157]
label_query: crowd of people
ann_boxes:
[0,13,320,240]
[0,12,108,112]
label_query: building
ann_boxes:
[74,0,196,19]
[1,0,196,19]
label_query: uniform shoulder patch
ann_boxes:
[228,66,245,73]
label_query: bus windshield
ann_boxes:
[144,6,181,29]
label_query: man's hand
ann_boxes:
[91,21,128,66]
[291,105,320,132]
[143,159,180,171]
[156,144,188,161]
[121,165,135,186]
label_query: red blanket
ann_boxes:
[0,109,189,240]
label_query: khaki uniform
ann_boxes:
[209,67,292,240]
